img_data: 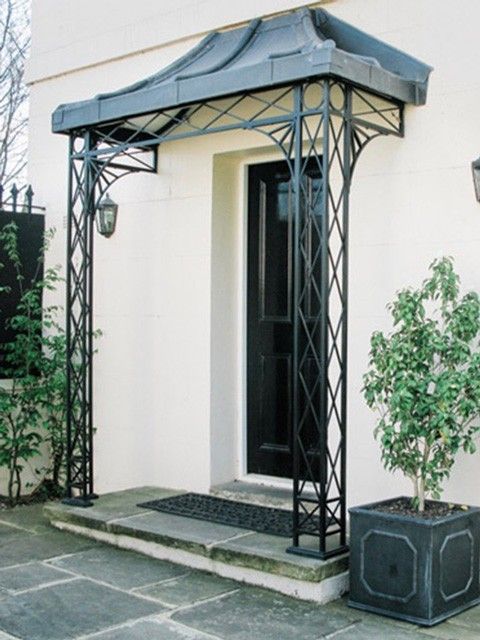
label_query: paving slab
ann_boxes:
[110,511,249,555]
[0,528,97,568]
[0,562,72,593]
[172,586,357,640]
[50,545,187,590]
[0,578,166,640]
[137,571,239,607]
[89,618,217,640]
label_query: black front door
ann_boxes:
[247,158,322,478]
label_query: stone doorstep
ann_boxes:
[43,487,349,604]
[210,480,295,510]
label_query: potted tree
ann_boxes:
[348,257,480,626]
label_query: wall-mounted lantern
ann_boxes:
[95,193,118,237]
[472,158,480,202]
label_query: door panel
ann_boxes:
[247,159,322,478]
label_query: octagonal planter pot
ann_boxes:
[348,497,480,626]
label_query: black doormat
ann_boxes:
[138,493,297,537]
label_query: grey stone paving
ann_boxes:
[173,587,354,640]
[0,579,165,640]
[90,619,216,639]
[0,562,71,593]
[111,510,248,550]
[0,502,477,639]
[0,528,94,568]
[50,545,187,589]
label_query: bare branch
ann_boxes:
[0,0,30,187]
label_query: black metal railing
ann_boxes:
[0,183,46,215]
[0,183,46,378]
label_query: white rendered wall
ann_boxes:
[27,0,480,506]
[25,0,330,84]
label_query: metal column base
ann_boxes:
[62,493,98,508]
[286,544,349,561]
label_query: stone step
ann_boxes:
[44,486,348,605]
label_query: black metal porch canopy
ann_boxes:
[52,7,431,560]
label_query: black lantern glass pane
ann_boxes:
[96,201,117,237]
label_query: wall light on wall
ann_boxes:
[96,193,118,237]
[472,158,480,202]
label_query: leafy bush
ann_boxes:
[0,221,66,505]
[363,257,480,511]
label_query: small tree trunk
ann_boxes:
[418,477,425,513]
[15,466,21,502]
[52,444,63,487]
[7,466,15,506]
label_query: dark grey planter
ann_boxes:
[348,497,480,626]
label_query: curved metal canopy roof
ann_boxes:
[52,8,432,134]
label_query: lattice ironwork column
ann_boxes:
[64,132,96,506]
[288,79,401,559]
[288,79,343,559]
[64,133,158,506]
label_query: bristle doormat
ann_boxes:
[138,492,300,537]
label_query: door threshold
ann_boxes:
[235,474,320,501]
[238,473,293,489]
[211,476,293,510]
[212,477,320,509]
